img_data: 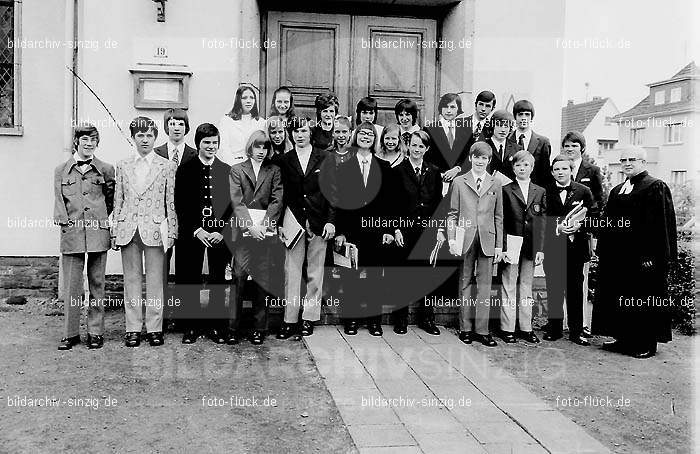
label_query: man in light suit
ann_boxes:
[174,123,233,345]
[229,130,283,345]
[154,108,196,332]
[447,142,503,347]
[54,123,115,350]
[509,100,553,188]
[112,117,178,347]
[561,131,605,337]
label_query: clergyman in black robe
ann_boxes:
[592,147,677,358]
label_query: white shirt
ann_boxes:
[440,117,456,141]
[516,178,530,202]
[198,155,214,167]
[357,152,373,184]
[134,151,155,190]
[251,159,262,180]
[515,129,532,150]
[619,179,634,195]
[473,117,485,134]
[572,157,582,180]
[218,113,266,166]
[555,180,571,205]
[167,141,185,166]
[72,152,91,174]
[296,145,312,174]
[491,138,506,160]
[471,169,486,190]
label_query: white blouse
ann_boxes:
[217,113,267,166]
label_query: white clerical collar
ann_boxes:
[198,155,214,166]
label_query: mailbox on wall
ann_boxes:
[129,64,192,109]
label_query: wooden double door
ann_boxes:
[265,12,437,125]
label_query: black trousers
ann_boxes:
[340,266,382,325]
[544,252,585,337]
[174,237,231,331]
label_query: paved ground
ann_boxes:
[305,326,611,454]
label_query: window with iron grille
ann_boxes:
[0,0,20,134]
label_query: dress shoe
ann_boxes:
[147,332,164,347]
[124,332,141,347]
[300,320,314,337]
[208,329,226,344]
[368,324,383,336]
[420,321,441,336]
[250,330,264,345]
[458,331,472,344]
[500,331,517,344]
[393,322,408,335]
[276,322,295,339]
[581,327,593,339]
[475,333,497,347]
[543,332,563,341]
[225,330,240,345]
[344,321,358,335]
[58,335,81,351]
[631,349,656,359]
[569,335,590,346]
[86,334,104,349]
[520,331,540,344]
[602,340,627,353]
[182,330,198,344]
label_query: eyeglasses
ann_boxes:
[619,158,639,163]
[357,130,375,137]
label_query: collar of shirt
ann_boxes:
[134,151,155,166]
[555,180,571,189]
[72,153,92,173]
[439,116,455,129]
[357,152,372,168]
[167,141,184,160]
[517,178,530,194]
[251,159,262,178]
[471,169,486,183]
[296,144,312,157]
[516,129,532,145]
[572,157,582,175]
[198,155,214,167]
[492,137,506,150]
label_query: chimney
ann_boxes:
[592,96,601,101]
[567,99,574,106]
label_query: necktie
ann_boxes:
[172,148,180,166]
[518,134,525,149]
[447,124,455,149]
[414,167,421,178]
[362,158,369,187]
[76,159,92,167]
[475,121,482,136]
[498,144,503,161]
[476,177,482,193]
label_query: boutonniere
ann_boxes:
[508,155,514,161]
[533,203,541,213]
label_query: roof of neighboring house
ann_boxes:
[613,62,698,121]
[561,97,609,138]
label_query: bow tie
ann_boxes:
[76,159,92,167]
[557,185,571,193]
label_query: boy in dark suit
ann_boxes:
[277,116,336,338]
[174,123,233,345]
[424,93,474,181]
[543,154,597,346]
[229,131,283,345]
[334,122,395,336]
[499,150,546,344]
[154,108,197,331]
[465,90,496,143]
[467,109,518,183]
[54,123,115,350]
[509,100,553,188]
[561,131,605,337]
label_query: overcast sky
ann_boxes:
[562,0,698,112]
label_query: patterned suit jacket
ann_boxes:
[112,152,178,247]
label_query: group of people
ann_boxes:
[54,85,678,359]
